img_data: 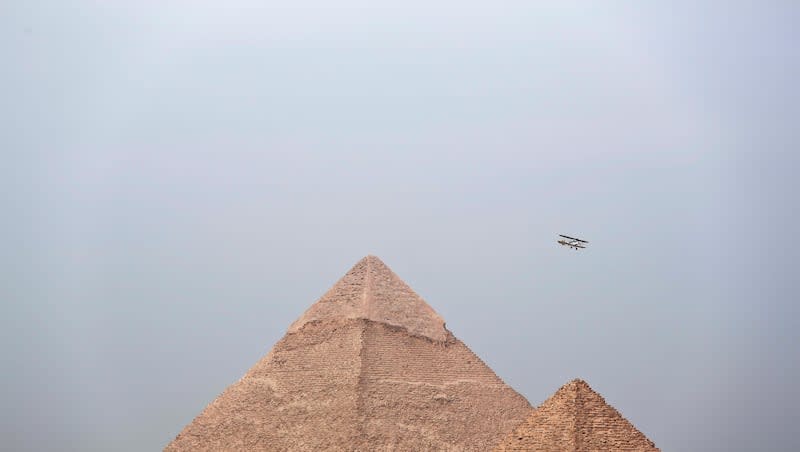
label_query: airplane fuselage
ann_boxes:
[557,240,584,250]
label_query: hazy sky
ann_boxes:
[2,2,798,451]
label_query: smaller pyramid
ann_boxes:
[494,379,659,451]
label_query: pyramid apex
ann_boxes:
[566,378,591,389]
[357,254,388,268]
[288,256,448,341]
[556,379,605,403]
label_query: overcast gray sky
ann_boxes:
[1,2,798,451]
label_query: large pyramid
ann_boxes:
[166,256,532,451]
[493,379,659,451]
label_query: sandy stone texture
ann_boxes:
[493,379,659,452]
[165,256,531,451]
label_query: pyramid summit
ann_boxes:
[493,379,659,451]
[166,256,532,451]
[288,255,448,341]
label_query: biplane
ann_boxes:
[557,234,588,250]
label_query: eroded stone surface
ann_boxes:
[493,379,659,451]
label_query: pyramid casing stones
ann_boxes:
[166,256,532,451]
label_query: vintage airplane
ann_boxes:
[557,234,588,250]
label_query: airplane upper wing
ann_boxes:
[559,234,588,243]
